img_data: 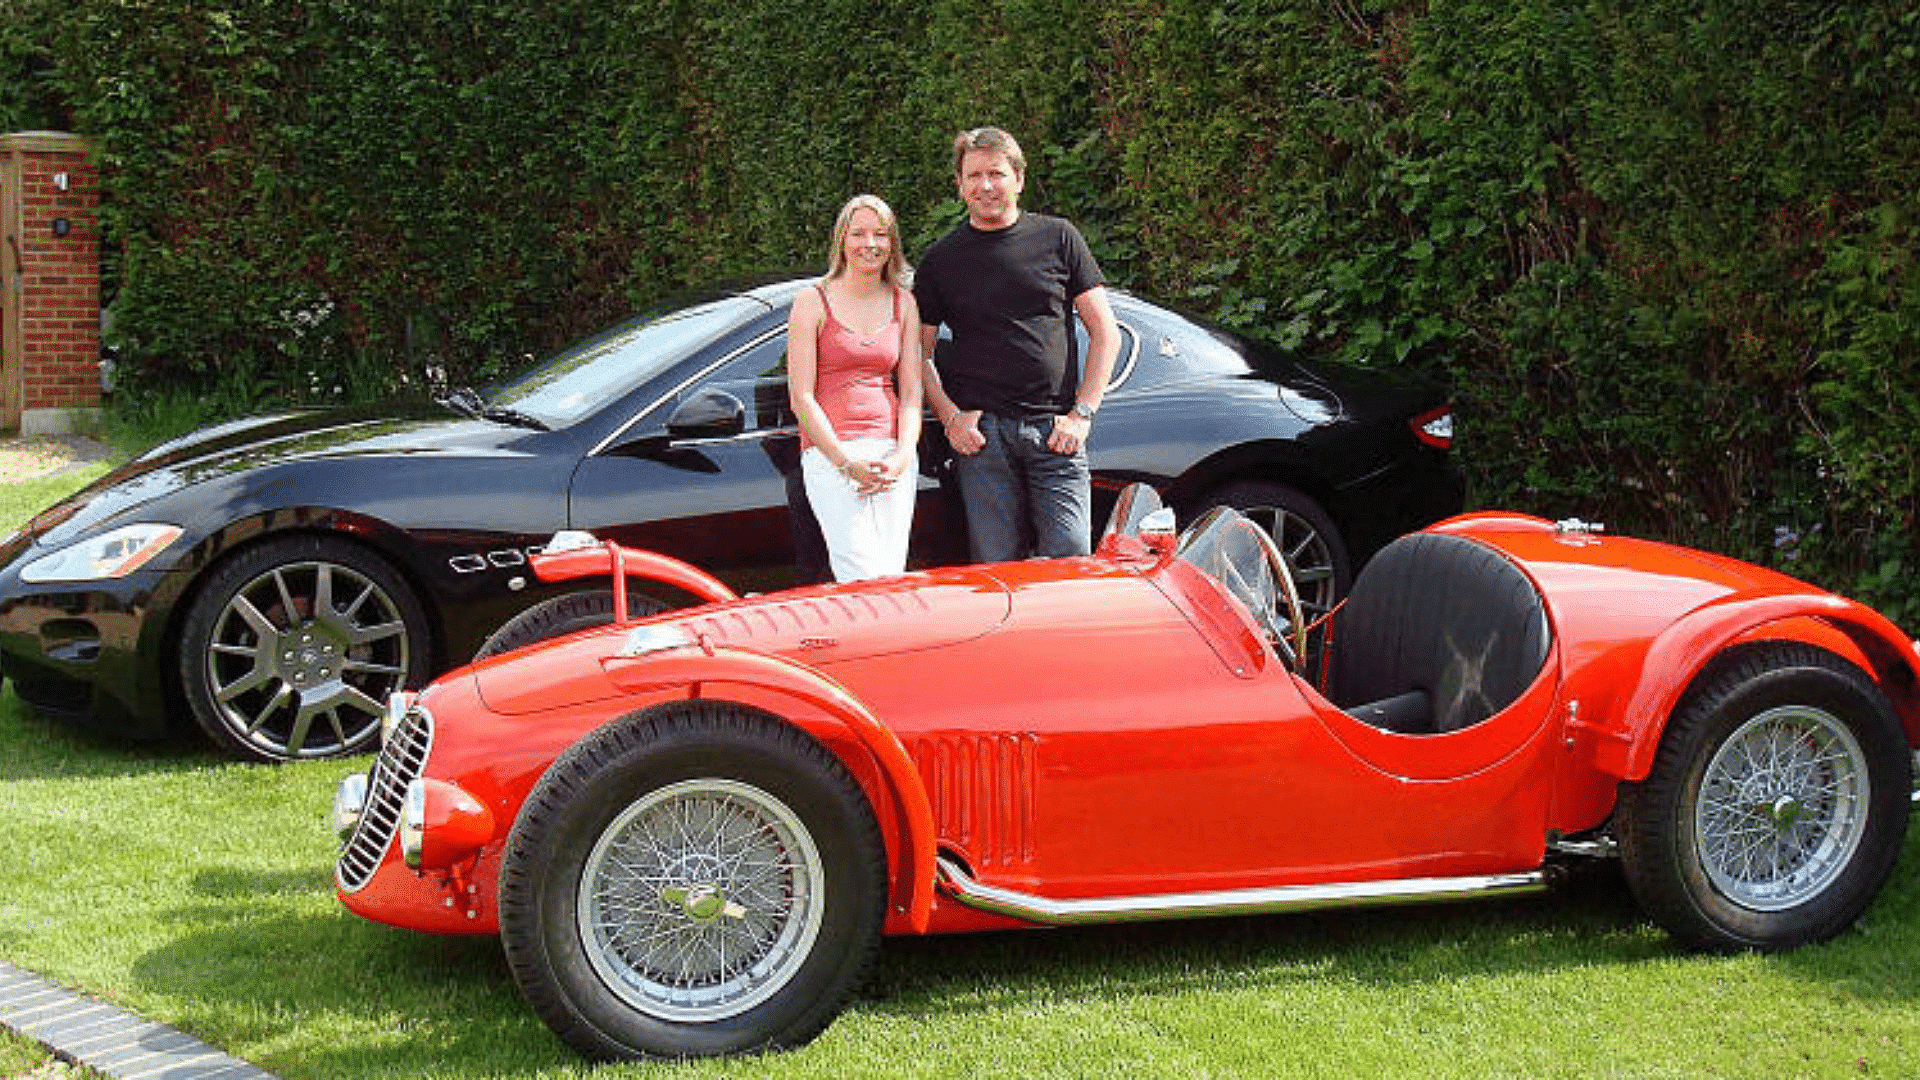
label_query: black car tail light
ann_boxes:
[1411,406,1453,449]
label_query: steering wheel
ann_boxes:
[1241,519,1309,672]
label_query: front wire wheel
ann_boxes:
[579,778,825,1023]
[1618,643,1911,951]
[500,703,886,1060]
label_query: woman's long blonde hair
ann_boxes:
[825,194,909,285]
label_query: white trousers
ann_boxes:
[802,438,916,582]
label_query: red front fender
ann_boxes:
[601,644,938,933]
[532,541,740,609]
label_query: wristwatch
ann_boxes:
[1071,402,1097,420]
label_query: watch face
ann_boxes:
[1073,403,1095,419]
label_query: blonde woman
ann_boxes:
[786,195,924,581]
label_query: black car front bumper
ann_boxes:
[0,561,183,739]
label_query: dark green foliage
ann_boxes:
[3,0,1914,622]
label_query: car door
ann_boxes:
[568,320,959,590]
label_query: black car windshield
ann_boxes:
[485,296,766,428]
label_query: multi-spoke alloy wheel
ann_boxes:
[501,704,885,1060]
[1239,503,1340,624]
[1619,643,1910,951]
[1695,705,1868,912]
[579,778,824,1021]
[180,536,428,762]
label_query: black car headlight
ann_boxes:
[18,523,183,583]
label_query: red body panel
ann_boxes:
[336,514,1920,939]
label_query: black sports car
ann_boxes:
[0,279,1461,762]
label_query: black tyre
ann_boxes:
[178,534,431,763]
[1193,481,1350,633]
[474,589,668,661]
[499,703,887,1060]
[1617,643,1912,951]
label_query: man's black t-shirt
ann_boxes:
[913,213,1105,417]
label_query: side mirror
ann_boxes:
[1139,507,1178,555]
[666,389,747,440]
[1100,482,1166,541]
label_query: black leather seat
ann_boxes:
[1327,532,1551,734]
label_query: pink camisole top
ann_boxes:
[802,284,901,450]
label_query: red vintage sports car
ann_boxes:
[332,486,1920,1061]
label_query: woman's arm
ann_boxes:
[887,289,926,482]
[786,288,861,478]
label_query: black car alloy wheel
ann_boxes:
[179,535,431,763]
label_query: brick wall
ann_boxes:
[2,131,102,434]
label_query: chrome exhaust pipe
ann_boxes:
[935,857,1546,927]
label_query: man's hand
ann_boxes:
[943,409,986,455]
[1048,412,1090,454]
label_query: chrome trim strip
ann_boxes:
[672,427,795,448]
[935,856,1546,926]
[589,326,788,458]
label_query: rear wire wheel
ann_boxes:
[499,703,886,1059]
[1617,643,1911,951]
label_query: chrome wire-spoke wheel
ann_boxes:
[1695,704,1869,912]
[579,778,825,1022]
[203,558,409,759]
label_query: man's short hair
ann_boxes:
[952,127,1026,177]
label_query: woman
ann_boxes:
[786,194,924,581]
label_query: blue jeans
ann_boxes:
[952,412,1091,563]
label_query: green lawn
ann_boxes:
[3,472,1920,1078]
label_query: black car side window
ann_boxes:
[668,333,795,438]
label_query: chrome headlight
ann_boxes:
[19,523,184,583]
[401,779,427,868]
[333,773,369,842]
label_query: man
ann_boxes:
[915,126,1121,562]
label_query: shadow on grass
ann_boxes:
[0,686,382,782]
[0,688,234,781]
[862,833,1920,1017]
[110,829,1920,1077]
[861,865,1660,1016]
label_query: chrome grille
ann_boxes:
[335,703,433,892]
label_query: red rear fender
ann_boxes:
[1591,595,1920,779]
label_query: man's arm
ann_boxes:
[1049,285,1119,454]
[922,324,985,455]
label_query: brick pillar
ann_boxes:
[2,131,102,435]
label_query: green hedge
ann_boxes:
[5,0,1916,625]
